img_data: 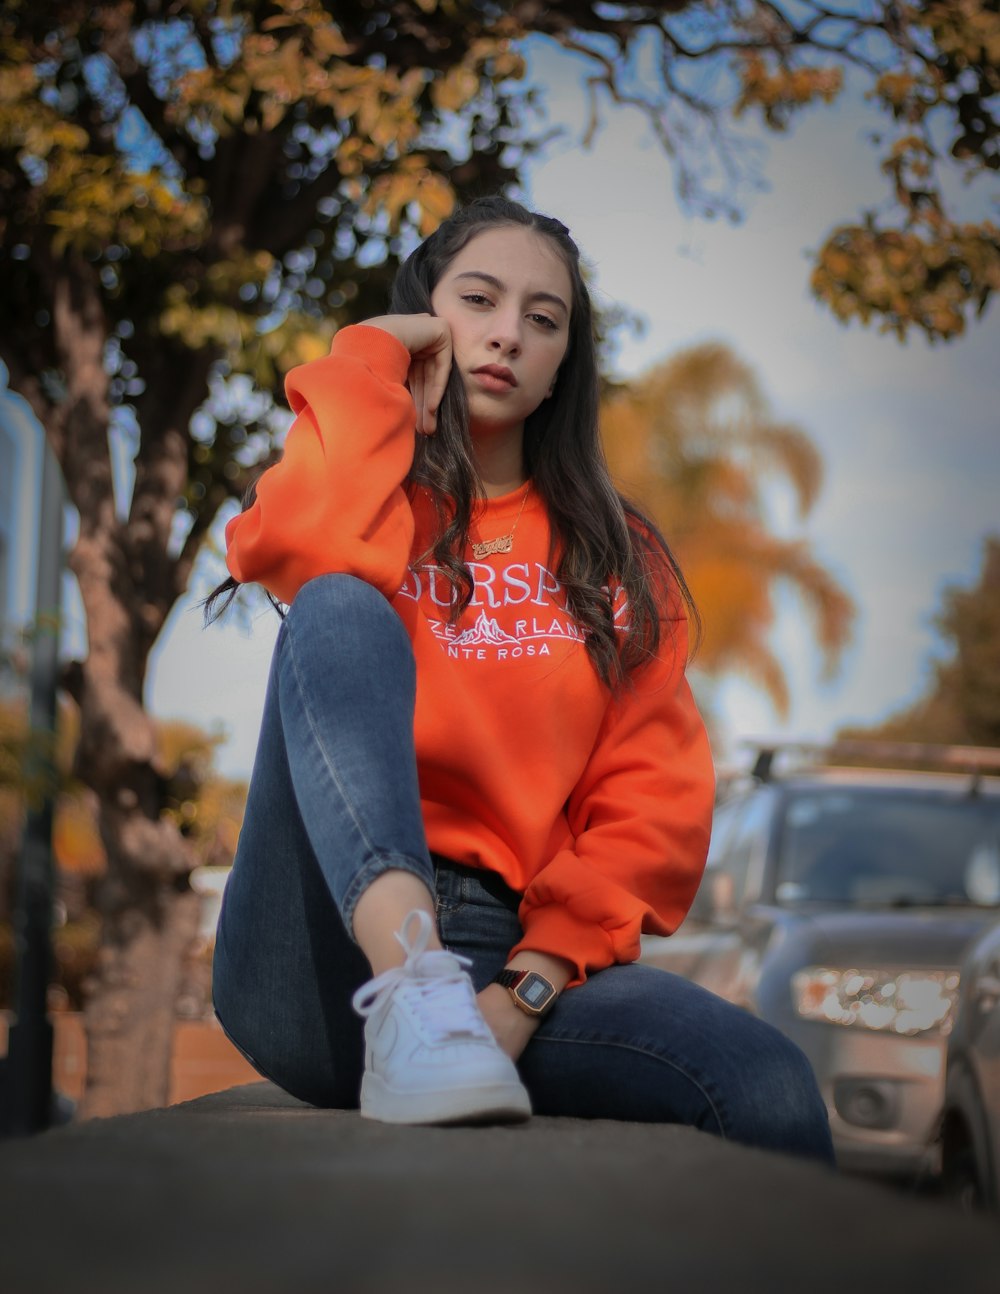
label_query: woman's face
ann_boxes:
[429,225,572,439]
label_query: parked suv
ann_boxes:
[641,747,1000,1179]
[941,919,1000,1210]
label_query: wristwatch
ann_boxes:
[492,968,559,1017]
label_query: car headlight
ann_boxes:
[791,967,960,1035]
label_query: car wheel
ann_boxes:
[941,1126,985,1212]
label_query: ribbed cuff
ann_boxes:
[512,901,619,989]
[329,324,412,385]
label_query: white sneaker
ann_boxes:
[351,909,531,1125]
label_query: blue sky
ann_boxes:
[7,40,998,778]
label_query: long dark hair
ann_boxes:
[206,196,698,686]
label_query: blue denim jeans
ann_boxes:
[213,574,834,1164]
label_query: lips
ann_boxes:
[471,364,518,388]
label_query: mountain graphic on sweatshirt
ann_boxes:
[452,611,521,647]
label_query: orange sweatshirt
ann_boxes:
[226,325,715,984]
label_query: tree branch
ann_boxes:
[210,127,294,259]
[126,345,216,645]
[246,157,345,259]
[48,253,115,521]
[99,12,205,183]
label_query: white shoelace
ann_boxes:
[351,909,492,1042]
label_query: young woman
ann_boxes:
[208,196,833,1161]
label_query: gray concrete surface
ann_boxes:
[1,1081,998,1293]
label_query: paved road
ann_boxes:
[1,1081,998,1293]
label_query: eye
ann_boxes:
[529,312,559,330]
[460,292,493,307]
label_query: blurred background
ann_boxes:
[0,3,997,1138]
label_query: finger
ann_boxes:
[411,358,428,436]
[422,359,439,436]
[416,359,435,436]
[426,338,452,430]
[409,361,426,436]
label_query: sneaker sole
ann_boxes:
[359,1074,532,1126]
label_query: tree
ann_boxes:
[602,343,855,715]
[0,1,524,1116]
[550,0,1000,341]
[839,535,1000,747]
[1,691,248,1014]
[0,1,993,1114]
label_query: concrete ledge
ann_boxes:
[1,1081,998,1293]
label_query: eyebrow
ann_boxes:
[453,271,569,316]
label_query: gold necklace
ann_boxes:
[470,485,530,559]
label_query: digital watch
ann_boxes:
[491,968,559,1017]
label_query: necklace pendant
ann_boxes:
[471,534,514,559]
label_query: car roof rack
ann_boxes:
[743,740,1000,788]
[745,742,824,783]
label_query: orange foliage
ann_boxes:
[0,699,245,880]
[52,794,105,877]
[603,343,855,716]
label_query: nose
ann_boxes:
[487,309,522,357]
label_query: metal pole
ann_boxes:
[3,437,63,1136]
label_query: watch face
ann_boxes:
[517,972,555,1012]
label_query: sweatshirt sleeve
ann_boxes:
[511,612,715,986]
[225,324,417,605]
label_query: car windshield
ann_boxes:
[774,787,1000,907]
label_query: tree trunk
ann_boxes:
[6,247,226,1117]
[17,247,213,1118]
[69,526,200,1118]
[81,865,201,1118]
